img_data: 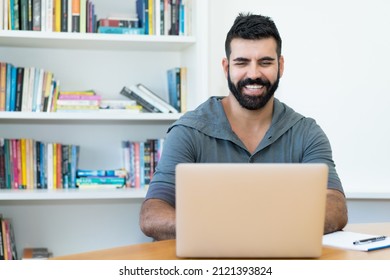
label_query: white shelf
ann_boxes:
[346,191,390,200]
[0,111,182,121]
[0,30,196,51]
[0,188,147,200]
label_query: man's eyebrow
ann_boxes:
[232,56,276,62]
[232,57,250,62]
[259,56,276,61]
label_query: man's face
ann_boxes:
[223,38,284,110]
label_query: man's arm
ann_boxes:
[324,189,348,234]
[139,198,176,241]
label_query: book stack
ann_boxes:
[0,214,18,260]
[0,0,98,33]
[167,66,187,112]
[97,17,143,34]
[0,62,60,112]
[99,99,142,113]
[122,138,164,189]
[120,84,178,113]
[56,90,101,112]
[22,247,51,260]
[136,0,192,36]
[0,138,80,190]
[75,169,127,189]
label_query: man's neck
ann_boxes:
[221,94,274,153]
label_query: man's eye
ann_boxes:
[260,61,273,66]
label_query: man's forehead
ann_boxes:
[230,38,278,58]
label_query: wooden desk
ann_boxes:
[53,223,390,260]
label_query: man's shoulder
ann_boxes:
[168,97,227,132]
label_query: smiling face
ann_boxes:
[223,37,284,110]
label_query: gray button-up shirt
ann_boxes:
[145,96,343,206]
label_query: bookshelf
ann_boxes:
[0,0,208,258]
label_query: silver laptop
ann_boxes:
[175,163,328,258]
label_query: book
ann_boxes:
[130,84,171,113]
[98,18,139,28]
[119,86,161,113]
[0,215,4,260]
[99,99,136,109]
[32,0,41,31]
[167,67,181,112]
[76,169,127,177]
[136,83,179,113]
[77,183,125,189]
[0,62,6,111]
[76,176,126,185]
[23,247,51,259]
[97,26,144,34]
[323,231,390,251]
[71,0,80,32]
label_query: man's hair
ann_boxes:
[225,13,282,59]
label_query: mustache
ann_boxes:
[238,78,271,89]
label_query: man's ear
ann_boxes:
[222,58,229,78]
[278,55,285,78]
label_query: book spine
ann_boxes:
[71,0,80,32]
[0,216,4,260]
[130,84,169,113]
[61,144,69,189]
[15,67,24,112]
[32,0,41,31]
[136,83,178,113]
[0,62,6,111]
[76,176,126,185]
[61,0,68,32]
[120,86,161,113]
[0,139,5,189]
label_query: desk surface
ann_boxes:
[53,223,390,260]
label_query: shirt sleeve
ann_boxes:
[301,119,344,194]
[144,125,196,206]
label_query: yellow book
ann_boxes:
[20,139,27,189]
[180,67,187,113]
[53,143,57,189]
[54,0,61,32]
[148,0,154,35]
[59,90,95,95]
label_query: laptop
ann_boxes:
[175,163,328,258]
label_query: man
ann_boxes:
[140,13,348,241]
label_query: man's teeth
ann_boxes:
[245,85,263,89]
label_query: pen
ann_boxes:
[353,236,387,245]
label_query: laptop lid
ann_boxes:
[175,163,328,258]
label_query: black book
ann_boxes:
[15,67,24,112]
[120,87,162,113]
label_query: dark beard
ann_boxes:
[227,70,280,110]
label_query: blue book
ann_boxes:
[97,26,144,34]
[136,0,147,34]
[167,67,181,112]
[9,66,17,111]
[5,64,12,111]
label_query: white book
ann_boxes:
[155,0,161,35]
[68,0,72,32]
[21,67,30,112]
[41,0,47,31]
[27,67,36,112]
[135,83,179,113]
[35,68,44,112]
[46,0,53,32]
[0,0,4,30]
[56,99,99,106]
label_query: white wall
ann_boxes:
[208,0,390,196]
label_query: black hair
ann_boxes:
[225,13,282,59]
